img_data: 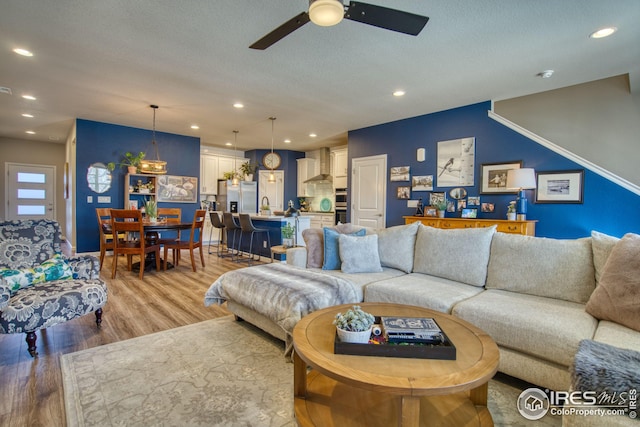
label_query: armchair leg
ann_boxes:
[26,331,37,357]
[95,308,103,328]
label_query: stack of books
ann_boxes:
[381,317,445,344]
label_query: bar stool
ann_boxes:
[208,212,228,257]
[238,214,271,266]
[222,212,241,261]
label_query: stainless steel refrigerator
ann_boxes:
[220,179,257,214]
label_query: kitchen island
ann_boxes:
[231,214,310,261]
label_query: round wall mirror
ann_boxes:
[449,187,467,200]
[87,162,112,193]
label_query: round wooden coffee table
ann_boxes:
[292,302,500,427]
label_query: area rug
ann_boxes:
[61,316,560,427]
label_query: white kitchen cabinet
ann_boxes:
[332,148,348,189]
[297,158,316,197]
[304,212,335,229]
[200,155,218,194]
[258,170,284,212]
[217,156,236,180]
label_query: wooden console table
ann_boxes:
[404,216,536,236]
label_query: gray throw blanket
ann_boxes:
[204,263,360,355]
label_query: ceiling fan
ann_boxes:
[249,0,429,50]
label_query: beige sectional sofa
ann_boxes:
[210,221,639,425]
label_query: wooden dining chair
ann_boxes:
[157,207,182,261]
[110,209,161,279]
[95,208,125,271]
[163,209,206,272]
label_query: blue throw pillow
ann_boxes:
[322,227,366,270]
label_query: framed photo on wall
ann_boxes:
[535,170,584,203]
[480,161,522,194]
[157,175,198,203]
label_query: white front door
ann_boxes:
[351,155,386,228]
[258,170,284,212]
[5,163,56,221]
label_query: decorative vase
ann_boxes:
[507,212,517,221]
[245,174,254,182]
[282,238,294,248]
[336,327,372,344]
[437,211,445,218]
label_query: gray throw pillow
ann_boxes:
[375,222,419,273]
[413,225,496,287]
[339,234,383,274]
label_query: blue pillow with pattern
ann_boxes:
[0,253,73,293]
[322,227,366,270]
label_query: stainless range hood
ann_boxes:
[304,147,333,183]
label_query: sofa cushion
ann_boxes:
[585,233,640,332]
[375,222,419,273]
[0,254,73,293]
[364,273,484,314]
[339,234,382,274]
[452,289,598,367]
[322,227,366,270]
[593,320,640,353]
[591,230,619,286]
[302,228,324,268]
[413,225,496,287]
[486,233,595,304]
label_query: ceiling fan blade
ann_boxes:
[249,12,311,50]
[345,1,428,36]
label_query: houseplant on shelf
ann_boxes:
[107,151,146,174]
[239,161,258,181]
[281,223,295,248]
[507,201,517,221]
[434,200,447,218]
[333,305,375,344]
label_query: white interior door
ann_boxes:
[258,170,284,212]
[351,155,386,228]
[5,163,56,221]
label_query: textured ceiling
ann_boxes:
[0,1,638,152]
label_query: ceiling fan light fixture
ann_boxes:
[309,0,344,27]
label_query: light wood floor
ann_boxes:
[0,245,257,427]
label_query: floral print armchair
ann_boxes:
[0,219,107,356]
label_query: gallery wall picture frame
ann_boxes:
[461,208,478,218]
[412,175,433,191]
[424,206,438,217]
[397,186,411,199]
[157,175,198,203]
[480,161,522,194]
[390,166,410,182]
[535,170,584,204]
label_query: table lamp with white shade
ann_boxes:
[506,168,536,220]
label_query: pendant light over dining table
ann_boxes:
[268,117,276,183]
[139,105,167,174]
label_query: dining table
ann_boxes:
[103,220,194,272]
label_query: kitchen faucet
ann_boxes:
[261,196,270,207]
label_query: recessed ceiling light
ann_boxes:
[48,136,60,141]
[537,70,554,79]
[13,48,33,57]
[393,90,406,97]
[191,124,200,130]
[22,113,34,118]
[25,130,36,135]
[22,94,36,100]
[590,27,617,39]
[233,102,244,109]
[309,133,317,138]
[284,139,291,144]
[225,142,233,146]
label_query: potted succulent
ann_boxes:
[333,305,375,344]
[260,204,271,216]
[507,201,517,221]
[107,151,146,174]
[434,200,447,218]
[281,223,295,248]
[239,161,258,181]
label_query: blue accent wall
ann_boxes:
[348,101,640,238]
[76,119,200,253]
